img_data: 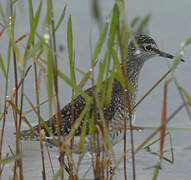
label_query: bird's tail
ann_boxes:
[19,126,41,141]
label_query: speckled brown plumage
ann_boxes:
[20,34,183,149]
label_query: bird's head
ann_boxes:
[127,34,184,63]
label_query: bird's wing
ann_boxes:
[20,80,120,140]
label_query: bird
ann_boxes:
[19,34,184,152]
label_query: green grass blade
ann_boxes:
[184,37,191,46]
[179,87,191,104]
[107,4,119,53]
[57,70,91,102]
[112,48,124,86]
[105,4,119,81]
[25,41,42,61]
[42,2,54,111]
[78,60,97,88]
[55,5,67,32]
[0,54,7,78]
[0,154,22,165]
[92,22,108,64]
[52,166,65,180]
[88,113,94,135]
[137,14,151,34]
[67,15,73,63]
[28,0,34,29]
[131,16,140,28]
[152,161,160,180]
[67,15,76,83]
[172,37,191,70]
[47,50,54,106]
[26,0,43,49]
[96,54,107,91]
[112,48,134,92]
[79,117,88,149]
[105,64,115,106]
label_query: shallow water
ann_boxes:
[2,124,191,179]
[1,0,191,179]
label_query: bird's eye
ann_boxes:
[145,45,152,51]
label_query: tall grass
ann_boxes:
[0,0,190,180]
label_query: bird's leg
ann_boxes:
[127,125,144,131]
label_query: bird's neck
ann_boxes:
[125,59,145,90]
[112,59,145,104]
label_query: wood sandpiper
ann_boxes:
[20,34,184,152]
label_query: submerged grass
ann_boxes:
[0,0,190,180]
